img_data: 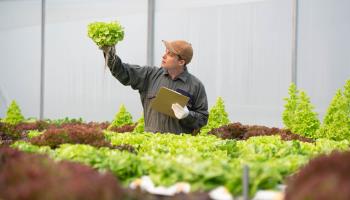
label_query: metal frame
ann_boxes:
[39,0,46,120]
[291,0,298,85]
[147,0,155,66]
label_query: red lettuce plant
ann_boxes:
[0,147,126,200]
[285,150,350,200]
[208,122,313,143]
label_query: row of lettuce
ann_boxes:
[1,80,350,141]
[11,132,349,197]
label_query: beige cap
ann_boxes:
[162,40,193,64]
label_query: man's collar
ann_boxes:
[162,67,189,82]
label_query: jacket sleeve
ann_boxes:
[104,47,154,92]
[179,83,209,130]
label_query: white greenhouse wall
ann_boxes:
[0,0,349,128]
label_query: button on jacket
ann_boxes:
[106,47,208,134]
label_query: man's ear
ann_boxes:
[179,59,186,67]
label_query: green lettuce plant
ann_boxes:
[292,91,320,138]
[108,104,133,130]
[27,130,44,139]
[282,83,298,129]
[200,97,230,135]
[87,21,124,48]
[45,117,83,126]
[317,80,350,140]
[3,100,24,125]
[133,114,144,133]
[283,84,320,138]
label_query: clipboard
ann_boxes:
[150,87,190,118]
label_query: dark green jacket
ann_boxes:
[105,47,208,134]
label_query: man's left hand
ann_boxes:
[171,103,189,119]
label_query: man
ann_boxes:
[101,40,208,134]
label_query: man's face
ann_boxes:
[161,49,185,70]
